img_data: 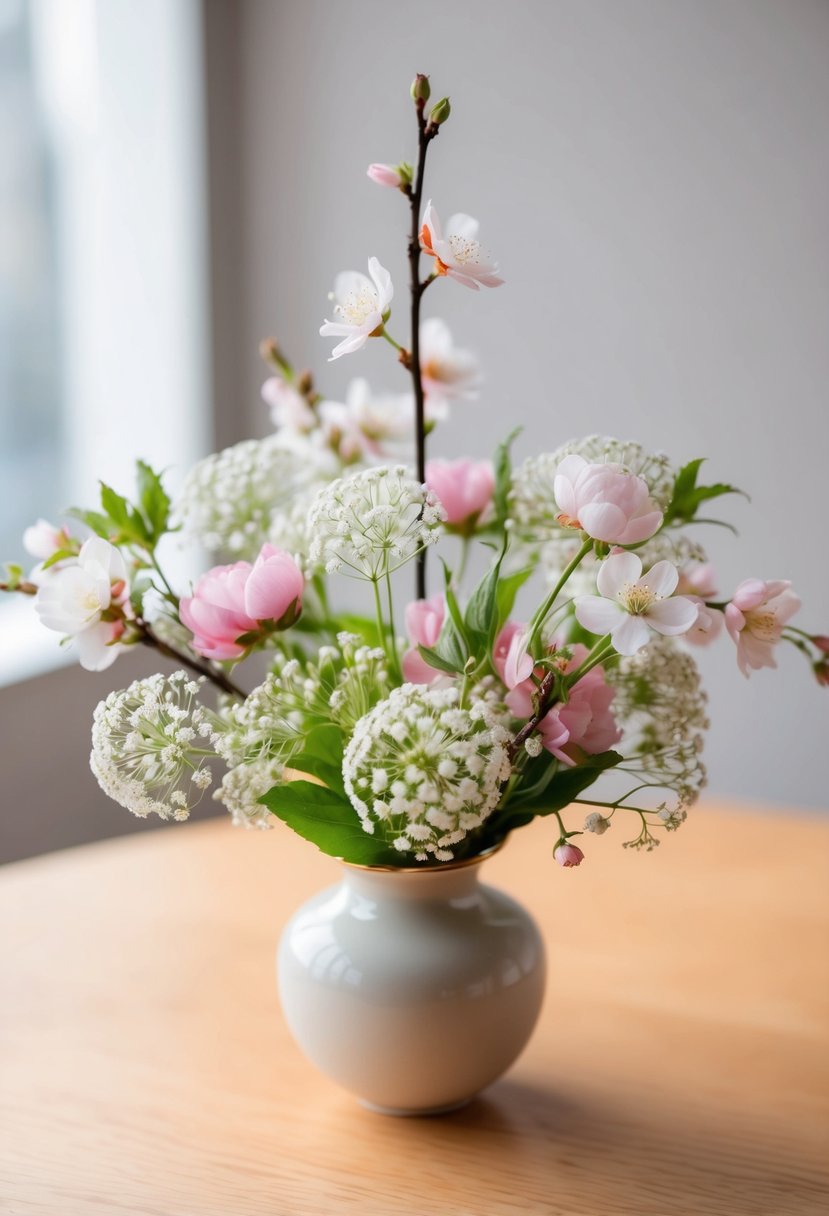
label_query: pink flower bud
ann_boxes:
[426,458,495,532]
[23,519,70,560]
[367,163,404,189]
[401,595,445,684]
[553,454,663,545]
[180,544,303,661]
[814,659,829,687]
[812,635,829,655]
[554,843,585,868]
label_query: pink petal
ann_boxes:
[616,509,663,545]
[647,596,699,635]
[578,501,628,544]
[575,596,624,636]
[641,560,678,599]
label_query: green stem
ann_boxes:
[149,551,179,606]
[456,537,471,588]
[371,577,394,672]
[566,636,613,687]
[382,330,406,354]
[526,538,593,652]
[384,572,402,682]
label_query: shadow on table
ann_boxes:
[349,1077,827,1216]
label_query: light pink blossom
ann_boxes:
[419,201,503,290]
[676,561,723,645]
[367,163,406,189]
[575,552,698,656]
[34,537,131,671]
[319,379,413,462]
[180,544,303,661]
[23,518,71,560]
[553,454,663,545]
[502,626,534,690]
[554,842,584,868]
[426,459,494,532]
[401,595,445,684]
[420,318,481,413]
[725,578,800,677]
[261,376,315,432]
[319,257,393,361]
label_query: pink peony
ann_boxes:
[554,842,585,868]
[725,578,800,677]
[426,459,494,532]
[401,595,445,683]
[180,544,303,661]
[553,455,663,546]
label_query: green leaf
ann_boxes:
[496,565,533,629]
[67,508,114,539]
[99,482,151,547]
[417,633,467,675]
[493,426,521,530]
[260,779,401,866]
[464,543,507,652]
[329,613,383,647]
[136,460,171,540]
[3,563,23,589]
[663,458,745,527]
[495,750,623,833]
[40,547,77,571]
[300,722,344,765]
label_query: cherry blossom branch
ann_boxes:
[406,85,440,600]
[506,670,557,763]
[138,621,246,700]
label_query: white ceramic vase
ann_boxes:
[277,849,546,1115]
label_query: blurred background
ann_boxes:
[1,0,827,863]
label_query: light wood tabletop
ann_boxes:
[2,803,828,1216]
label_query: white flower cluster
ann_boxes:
[343,683,512,862]
[307,465,443,579]
[508,436,678,591]
[90,672,220,820]
[174,434,318,560]
[213,635,393,826]
[608,635,709,821]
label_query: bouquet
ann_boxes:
[5,74,825,870]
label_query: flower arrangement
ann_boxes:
[4,74,825,870]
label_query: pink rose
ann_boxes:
[180,544,303,661]
[725,578,800,678]
[553,454,663,545]
[554,842,585,868]
[425,458,495,533]
[401,595,445,683]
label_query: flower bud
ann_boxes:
[812,635,829,655]
[554,842,585,868]
[814,659,829,687]
[428,97,451,126]
[259,338,292,378]
[410,73,431,104]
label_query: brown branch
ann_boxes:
[139,622,246,700]
[507,671,557,763]
[407,98,439,601]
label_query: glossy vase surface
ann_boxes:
[277,852,546,1115]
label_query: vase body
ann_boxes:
[277,853,546,1115]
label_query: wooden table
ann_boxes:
[2,805,828,1215]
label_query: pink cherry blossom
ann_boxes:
[319,257,393,361]
[261,376,315,432]
[23,518,71,560]
[367,163,405,188]
[420,318,481,413]
[553,454,663,545]
[675,561,723,645]
[575,552,698,656]
[554,842,584,868]
[725,578,800,677]
[426,459,494,532]
[511,644,620,764]
[502,626,534,690]
[401,595,445,684]
[319,379,413,462]
[180,544,303,661]
[419,201,503,290]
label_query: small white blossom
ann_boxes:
[175,434,320,560]
[524,736,543,758]
[343,684,511,861]
[308,466,443,580]
[90,672,220,820]
[584,811,611,835]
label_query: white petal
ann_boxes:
[446,213,480,240]
[647,596,699,635]
[367,257,393,310]
[597,552,642,599]
[574,596,624,636]
[641,560,678,598]
[333,270,373,306]
[611,615,651,656]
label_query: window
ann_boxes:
[0,0,210,685]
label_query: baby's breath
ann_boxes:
[90,672,220,820]
[175,434,318,559]
[343,684,512,862]
[307,465,443,579]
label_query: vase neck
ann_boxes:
[342,859,487,903]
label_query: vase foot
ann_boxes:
[359,1095,473,1118]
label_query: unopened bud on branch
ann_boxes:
[259,338,292,378]
[428,97,451,127]
[411,73,431,104]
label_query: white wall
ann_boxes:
[228,0,829,810]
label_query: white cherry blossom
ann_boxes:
[575,552,698,656]
[34,537,131,670]
[420,318,481,415]
[419,201,503,290]
[319,257,393,360]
